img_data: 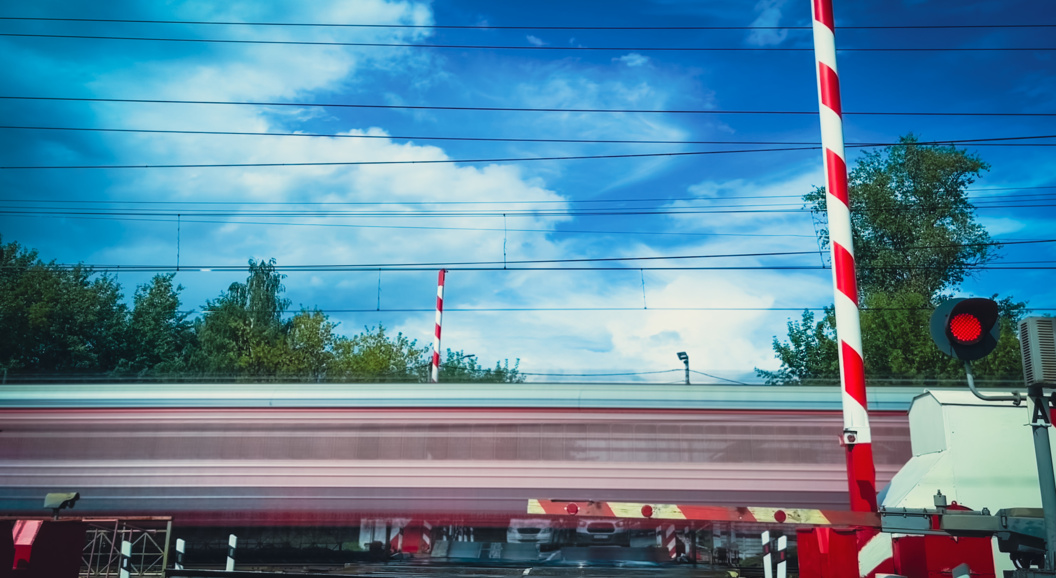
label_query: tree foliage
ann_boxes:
[439,349,524,383]
[0,237,127,375]
[332,325,427,382]
[758,137,1026,386]
[120,273,195,375]
[0,241,521,383]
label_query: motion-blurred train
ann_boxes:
[0,383,923,527]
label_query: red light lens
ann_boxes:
[949,313,983,344]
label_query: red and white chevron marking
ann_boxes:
[527,499,880,527]
[661,524,677,559]
[422,521,433,553]
[430,269,446,383]
[810,0,876,514]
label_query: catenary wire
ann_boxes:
[4,202,1055,216]
[0,146,826,169]
[6,194,1051,214]
[0,213,821,239]
[2,17,1054,30]
[2,187,1053,207]
[21,265,1056,272]
[3,32,1055,51]
[14,239,1056,272]
[2,95,1053,117]
[2,124,1054,148]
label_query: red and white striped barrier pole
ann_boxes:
[662,524,678,559]
[810,0,876,514]
[422,521,433,553]
[430,269,446,383]
[810,3,893,576]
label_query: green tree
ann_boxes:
[331,324,427,382]
[192,259,291,377]
[806,134,993,299]
[118,274,196,375]
[281,309,338,381]
[758,137,1024,385]
[439,349,525,383]
[0,237,128,376]
[0,241,526,383]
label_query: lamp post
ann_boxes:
[677,352,689,385]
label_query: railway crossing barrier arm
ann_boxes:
[526,499,881,528]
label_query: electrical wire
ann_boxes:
[3,95,1053,117]
[3,124,1054,147]
[2,16,1055,30]
[4,201,1055,216]
[4,32,1055,51]
[520,369,681,376]
[12,238,1055,273]
[0,146,828,170]
[689,370,750,385]
[13,265,1056,273]
[2,186,1053,208]
[0,213,820,239]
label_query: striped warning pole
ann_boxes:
[809,0,876,514]
[762,531,773,578]
[119,540,131,578]
[422,521,433,553]
[776,534,788,578]
[662,524,678,559]
[174,538,185,570]
[226,534,237,572]
[430,269,446,383]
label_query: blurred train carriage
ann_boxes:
[0,382,921,563]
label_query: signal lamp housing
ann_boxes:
[930,298,1001,361]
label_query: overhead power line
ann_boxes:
[0,146,826,170]
[2,186,1053,207]
[3,95,1053,117]
[4,202,1056,217]
[3,31,1054,51]
[16,264,1056,273]
[12,239,1055,273]
[0,213,822,239]
[2,124,1053,148]
[2,16,1054,30]
[162,305,1056,314]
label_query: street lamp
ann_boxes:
[677,351,689,385]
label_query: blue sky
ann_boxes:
[1,0,1053,382]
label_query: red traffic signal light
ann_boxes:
[948,313,983,344]
[930,298,1001,361]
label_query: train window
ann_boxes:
[448,426,474,460]
[377,427,404,460]
[473,424,498,461]
[425,424,448,460]
[569,424,610,462]
[401,426,427,460]
[516,424,542,460]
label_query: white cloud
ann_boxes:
[9,0,842,383]
[526,35,547,47]
[746,0,789,47]
[615,53,650,67]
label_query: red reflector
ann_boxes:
[774,510,787,523]
[949,313,983,343]
[566,503,579,515]
[641,505,653,518]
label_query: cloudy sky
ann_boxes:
[1,0,1053,382]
